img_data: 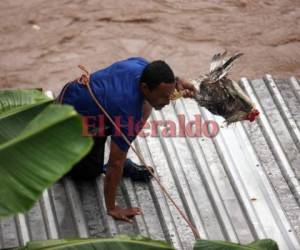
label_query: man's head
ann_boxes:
[140,60,175,110]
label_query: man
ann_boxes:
[58,57,195,223]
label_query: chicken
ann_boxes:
[191,51,259,124]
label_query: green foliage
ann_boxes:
[0,89,93,218]
[0,89,51,116]
[10,237,280,250]
[194,239,279,250]
[12,235,175,250]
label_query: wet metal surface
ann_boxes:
[1,76,300,250]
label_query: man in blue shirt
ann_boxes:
[58,57,195,223]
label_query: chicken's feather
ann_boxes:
[210,52,243,81]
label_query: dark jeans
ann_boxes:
[66,136,107,180]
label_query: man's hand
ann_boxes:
[108,206,142,223]
[176,77,197,98]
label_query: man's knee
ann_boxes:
[66,163,102,180]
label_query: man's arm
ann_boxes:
[104,140,142,223]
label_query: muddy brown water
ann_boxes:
[0,0,299,93]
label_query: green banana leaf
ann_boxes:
[11,237,279,250]
[12,235,175,250]
[194,239,279,250]
[0,89,51,116]
[0,89,93,218]
[0,89,52,143]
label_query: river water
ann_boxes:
[0,0,299,92]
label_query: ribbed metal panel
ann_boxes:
[1,76,300,250]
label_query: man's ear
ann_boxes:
[140,82,149,94]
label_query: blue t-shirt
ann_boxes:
[60,57,149,152]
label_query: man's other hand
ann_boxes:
[108,206,142,223]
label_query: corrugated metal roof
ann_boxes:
[1,75,300,250]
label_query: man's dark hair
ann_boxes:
[140,60,175,90]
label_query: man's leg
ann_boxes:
[66,136,107,180]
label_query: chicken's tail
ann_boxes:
[209,51,243,82]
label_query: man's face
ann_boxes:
[141,82,176,110]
